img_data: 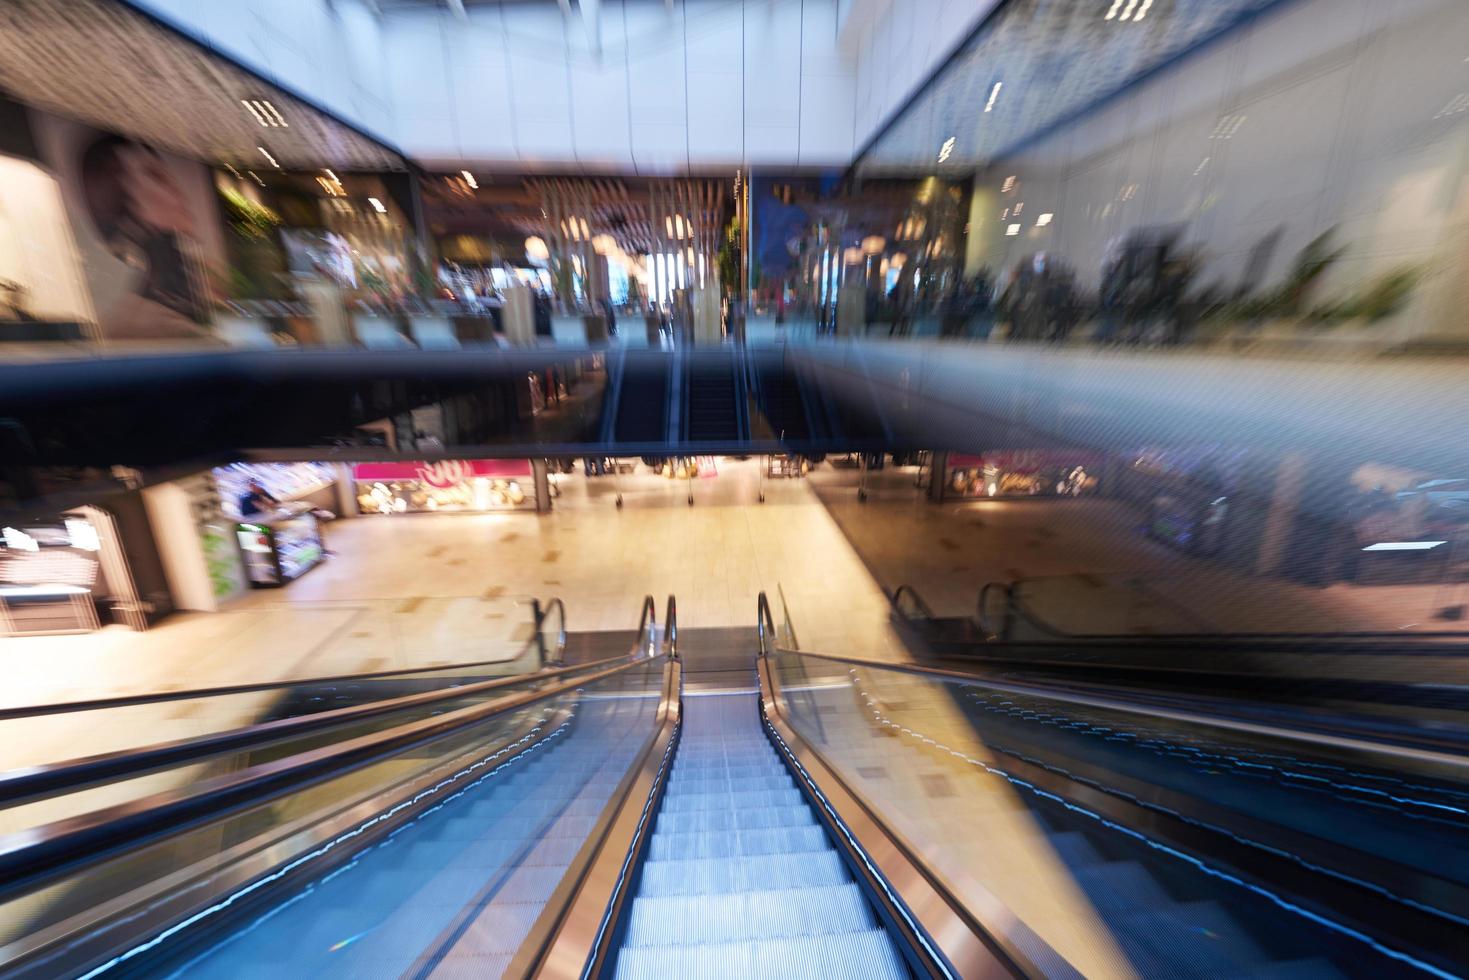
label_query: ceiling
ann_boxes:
[423,175,730,259]
[857,0,1281,176]
[0,0,406,172]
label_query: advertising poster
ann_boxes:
[31,111,225,341]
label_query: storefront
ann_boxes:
[1117,446,1249,558]
[0,503,156,635]
[944,451,1104,500]
[144,461,344,607]
[352,459,538,515]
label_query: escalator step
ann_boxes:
[615,928,908,980]
[638,851,848,897]
[655,803,815,835]
[648,824,831,861]
[660,787,807,813]
[665,773,794,795]
[623,882,874,947]
[1115,900,1267,974]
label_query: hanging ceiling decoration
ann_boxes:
[0,0,406,171]
[857,0,1281,175]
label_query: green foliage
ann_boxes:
[218,188,281,240]
[1352,266,1423,322]
[1277,227,1347,316]
[716,217,742,295]
[218,188,288,300]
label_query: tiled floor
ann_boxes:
[1,458,907,709]
[810,465,1465,636]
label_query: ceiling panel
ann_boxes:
[0,0,406,171]
[857,0,1282,176]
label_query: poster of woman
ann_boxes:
[32,112,224,342]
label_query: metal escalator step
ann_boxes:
[637,851,849,897]
[410,951,513,979]
[1071,860,1176,913]
[623,883,874,947]
[647,824,831,861]
[655,803,816,835]
[1043,830,1106,868]
[665,773,795,795]
[476,863,572,906]
[614,928,907,980]
[660,787,806,813]
[1229,957,1347,979]
[435,901,544,956]
[1116,900,1268,974]
[672,762,780,780]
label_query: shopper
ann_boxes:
[239,479,279,517]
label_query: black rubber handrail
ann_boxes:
[636,593,657,657]
[663,595,678,661]
[757,591,777,657]
[763,645,1469,768]
[0,594,660,809]
[975,580,1013,641]
[987,578,1469,645]
[0,596,564,722]
[0,654,661,900]
[0,648,639,811]
[890,584,936,621]
[534,596,568,666]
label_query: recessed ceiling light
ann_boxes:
[461,170,478,189]
[1036,212,1053,226]
[984,82,1002,112]
[937,137,956,163]
[257,146,280,169]
[1006,223,1021,236]
[368,197,387,213]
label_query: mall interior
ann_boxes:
[1,0,1469,976]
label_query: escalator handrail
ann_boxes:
[0,653,665,903]
[663,594,678,661]
[0,596,563,722]
[975,580,1015,641]
[765,644,1469,771]
[985,578,1469,645]
[0,647,643,812]
[756,590,777,657]
[636,593,657,658]
[756,630,1027,978]
[535,596,569,666]
[890,584,937,621]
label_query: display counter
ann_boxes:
[0,583,99,635]
[236,505,325,587]
[946,451,1103,499]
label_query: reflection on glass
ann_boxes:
[771,651,1457,977]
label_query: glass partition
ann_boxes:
[0,658,667,977]
[770,650,1463,977]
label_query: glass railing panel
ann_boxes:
[770,650,1454,977]
[0,659,667,978]
[0,598,556,774]
[0,660,626,836]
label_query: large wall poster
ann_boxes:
[31,110,226,341]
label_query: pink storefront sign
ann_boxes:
[352,459,532,486]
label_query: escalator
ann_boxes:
[891,581,1469,750]
[611,354,671,443]
[1,596,1464,978]
[609,690,907,978]
[749,352,814,442]
[683,351,745,443]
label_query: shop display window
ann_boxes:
[947,451,1101,499]
[352,460,533,515]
